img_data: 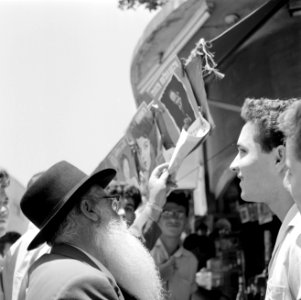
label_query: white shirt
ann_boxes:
[151,238,198,300]
[0,224,49,300]
[265,204,301,300]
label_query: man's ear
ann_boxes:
[80,199,100,222]
[275,145,286,172]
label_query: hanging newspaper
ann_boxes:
[147,55,213,175]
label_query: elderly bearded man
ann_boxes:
[19,161,169,300]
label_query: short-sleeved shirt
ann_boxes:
[265,204,301,300]
[151,238,198,300]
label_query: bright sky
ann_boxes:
[0,0,156,186]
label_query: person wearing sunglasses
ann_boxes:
[151,190,198,300]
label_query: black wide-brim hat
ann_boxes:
[20,161,116,250]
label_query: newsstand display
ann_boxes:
[190,178,281,300]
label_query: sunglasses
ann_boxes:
[161,210,186,220]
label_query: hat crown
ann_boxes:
[21,161,87,229]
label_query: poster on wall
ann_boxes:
[126,102,165,190]
[98,137,139,189]
[148,56,204,140]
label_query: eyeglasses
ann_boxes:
[161,210,186,220]
[101,194,120,213]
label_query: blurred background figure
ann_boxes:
[151,190,198,300]
[209,218,232,242]
[0,169,10,238]
[0,231,21,259]
[106,183,142,227]
[183,218,215,271]
[118,185,142,226]
[0,171,48,300]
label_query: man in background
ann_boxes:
[0,169,10,239]
[0,172,48,300]
[151,190,198,300]
[230,98,301,299]
[107,183,162,251]
[0,232,21,259]
[183,218,215,271]
[107,184,141,227]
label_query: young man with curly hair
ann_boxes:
[230,98,301,300]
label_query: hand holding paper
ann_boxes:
[168,113,211,175]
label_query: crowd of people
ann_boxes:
[0,97,301,300]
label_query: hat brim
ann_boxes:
[27,168,116,250]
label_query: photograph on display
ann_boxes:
[99,137,139,188]
[159,74,196,132]
[126,102,165,186]
[147,56,212,174]
[148,56,201,138]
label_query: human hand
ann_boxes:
[166,173,177,196]
[148,163,169,208]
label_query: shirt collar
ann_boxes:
[272,204,299,253]
[283,204,299,228]
[156,238,184,258]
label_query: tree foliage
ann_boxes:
[118,0,168,11]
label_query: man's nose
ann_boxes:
[229,156,238,173]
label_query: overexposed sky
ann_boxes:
[0,0,156,186]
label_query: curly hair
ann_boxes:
[241,98,297,153]
[0,169,10,189]
[123,185,141,210]
[278,100,301,161]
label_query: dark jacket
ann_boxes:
[22,243,128,300]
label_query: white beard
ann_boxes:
[95,219,164,300]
